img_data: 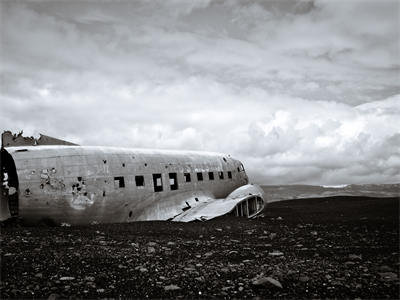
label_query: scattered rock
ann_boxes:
[220,267,230,273]
[195,276,205,283]
[378,272,398,282]
[378,265,393,272]
[299,276,310,282]
[164,284,181,291]
[59,277,75,281]
[268,250,284,257]
[252,276,283,289]
[204,251,214,258]
[269,233,277,240]
[1,196,398,299]
[348,254,362,260]
[47,293,59,300]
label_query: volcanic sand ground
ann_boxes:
[1,196,399,299]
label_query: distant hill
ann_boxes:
[261,183,399,202]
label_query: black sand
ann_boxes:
[1,196,399,299]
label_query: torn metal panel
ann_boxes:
[1,131,78,148]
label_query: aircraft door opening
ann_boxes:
[0,148,19,220]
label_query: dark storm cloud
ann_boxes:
[0,0,399,185]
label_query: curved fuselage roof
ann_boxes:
[1,145,256,224]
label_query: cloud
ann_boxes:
[0,0,399,185]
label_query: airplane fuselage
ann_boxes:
[0,146,262,224]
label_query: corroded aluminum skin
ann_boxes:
[4,146,258,224]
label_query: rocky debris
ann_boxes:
[378,272,398,282]
[299,276,310,283]
[59,277,75,281]
[164,284,181,291]
[252,276,283,288]
[268,250,284,256]
[47,293,59,300]
[348,254,362,260]
[0,196,398,299]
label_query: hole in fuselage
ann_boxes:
[1,148,19,217]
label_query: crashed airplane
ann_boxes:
[0,131,265,225]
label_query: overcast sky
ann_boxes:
[1,0,399,185]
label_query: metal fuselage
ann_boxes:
[1,146,251,224]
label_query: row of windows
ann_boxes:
[113,170,234,192]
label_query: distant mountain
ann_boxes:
[261,183,400,202]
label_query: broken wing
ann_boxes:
[172,184,266,222]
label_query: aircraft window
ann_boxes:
[218,171,224,180]
[169,173,178,190]
[184,173,191,182]
[135,175,145,187]
[152,174,163,192]
[208,171,214,180]
[114,176,125,188]
[228,171,232,179]
[239,164,245,172]
[197,172,203,181]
